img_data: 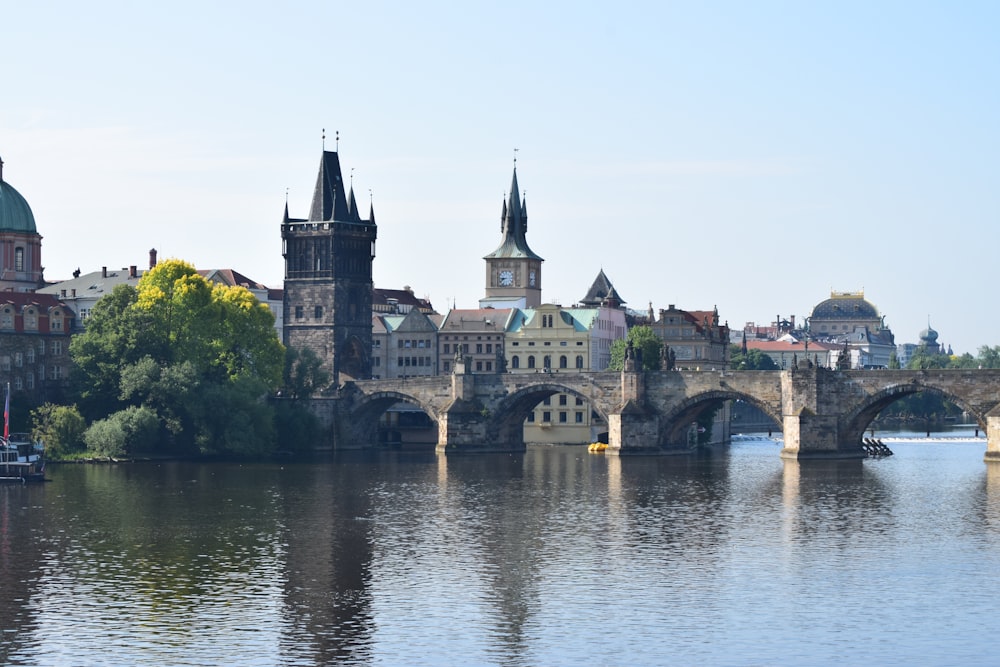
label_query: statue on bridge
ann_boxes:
[661,344,676,371]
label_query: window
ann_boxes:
[576,397,584,406]
[0,307,12,329]
[26,348,34,364]
[51,341,62,355]
[543,397,551,405]
[444,343,450,354]
[14,376,22,390]
[559,412,567,423]
[314,305,323,318]
[476,344,483,354]
[476,361,483,371]
[543,356,551,369]
[14,352,22,368]
[559,395,567,406]
[576,355,584,369]
[14,247,24,272]
[575,411,584,423]
[528,356,535,369]
[295,306,304,319]
[51,366,62,380]
[486,343,492,354]
[486,361,492,371]
[38,340,45,355]
[542,411,551,422]
[443,361,450,372]
[511,356,519,369]
[526,412,535,422]
[1,356,9,371]
[559,356,568,369]
[26,372,33,390]
[24,308,37,330]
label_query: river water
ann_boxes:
[1,429,998,666]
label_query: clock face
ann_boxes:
[499,270,514,286]
[529,270,536,286]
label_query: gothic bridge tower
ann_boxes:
[282,149,377,385]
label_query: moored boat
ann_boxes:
[0,384,46,483]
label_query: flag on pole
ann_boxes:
[3,382,9,441]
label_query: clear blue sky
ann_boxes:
[3,1,998,353]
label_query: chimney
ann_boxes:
[149,248,158,269]
[102,266,107,278]
[130,266,137,278]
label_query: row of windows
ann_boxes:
[440,335,501,341]
[526,411,585,423]
[511,355,585,370]
[443,343,497,355]
[510,341,584,346]
[4,367,63,388]
[540,395,585,406]
[1,343,63,369]
[0,307,66,331]
[399,339,432,349]
[293,305,324,319]
[398,357,433,367]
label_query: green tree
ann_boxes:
[607,326,663,371]
[70,259,285,457]
[906,350,951,370]
[83,405,160,458]
[728,345,780,370]
[69,284,146,419]
[977,345,1000,369]
[283,347,330,398]
[31,403,87,458]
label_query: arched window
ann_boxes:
[543,355,551,369]
[528,356,535,369]
[511,355,520,369]
[559,355,568,369]
[14,247,24,272]
[576,355,584,369]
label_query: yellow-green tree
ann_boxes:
[69,259,284,456]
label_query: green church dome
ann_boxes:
[0,157,38,234]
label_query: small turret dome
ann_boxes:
[0,157,38,234]
[919,327,939,344]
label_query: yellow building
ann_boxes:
[506,303,626,444]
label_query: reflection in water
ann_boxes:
[1,439,1000,666]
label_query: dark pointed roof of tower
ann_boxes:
[484,167,543,261]
[347,186,361,221]
[580,269,625,307]
[308,151,351,222]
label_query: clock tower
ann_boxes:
[481,165,543,308]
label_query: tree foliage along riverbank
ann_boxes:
[37,259,312,459]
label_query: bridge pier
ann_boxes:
[984,415,1000,462]
[779,366,865,460]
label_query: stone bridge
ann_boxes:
[313,364,1000,460]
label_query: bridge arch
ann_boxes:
[347,390,440,447]
[841,381,985,445]
[660,390,782,448]
[490,382,611,445]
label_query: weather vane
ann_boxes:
[513,147,518,165]
[322,128,325,150]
